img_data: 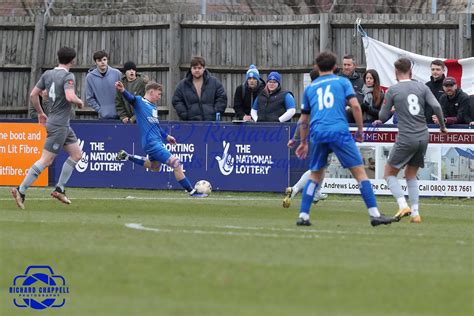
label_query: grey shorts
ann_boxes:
[387,138,428,169]
[44,124,78,154]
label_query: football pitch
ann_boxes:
[0,187,472,316]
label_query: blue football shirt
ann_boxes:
[301,74,355,139]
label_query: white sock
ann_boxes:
[299,212,310,220]
[368,207,381,217]
[293,170,311,198]
[411,204,419,216]
[397,197,408,210]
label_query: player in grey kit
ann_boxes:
[11,47,84,209]
[379,58,448,223]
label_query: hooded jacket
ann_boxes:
[172,69,227,121]
[86,66,122,119]
[439,89,471,125]
[337,70,364,104]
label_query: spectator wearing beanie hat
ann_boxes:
[233,64,266,121]
[115,61,149,123]
[251,71,296,122]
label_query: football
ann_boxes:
[194,180,212,195]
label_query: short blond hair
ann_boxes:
[145,82,163,92]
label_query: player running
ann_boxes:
[294,51,395,227]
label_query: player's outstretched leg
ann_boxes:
[283,170,311,208]
[116,150,146,166]
[297,179,318,226]
[167,156,206,197]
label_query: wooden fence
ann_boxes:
[0,13,472,120]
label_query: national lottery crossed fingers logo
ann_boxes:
[9,265,69,310]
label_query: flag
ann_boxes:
[362,36,474,95]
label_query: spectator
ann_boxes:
[425,59,446,123]
[470,95,474,126]
[86,50,122,119]
[337,54,364,104]
[360,69,384,123]
[172,56,227,121]
[115,61,148,124]
[251,71,296,122]
[433,77,471,125]
[233,64,265,121]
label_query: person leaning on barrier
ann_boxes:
[250,71,296,122]
[233,64,265,121]
[86,50,122,120]
[425,59,446,124]
[172,56,227,121]
[115,61,148,124]
[433,77,471,126]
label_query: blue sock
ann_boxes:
[178,177,193,192]
[300,180,318,215]
[359,180,377,209]
[129,155,145,166]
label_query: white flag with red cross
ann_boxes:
[362,36,474,95]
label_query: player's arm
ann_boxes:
[378,89,393,123]
[115,81,136,105]
[295,90,311,158]
[425,87,447,133]
[64,76,83,109]
[30,86,47,124]
[348,96,364,142]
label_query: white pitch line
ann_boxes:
[125,223,320,239]
[0,196,472,208]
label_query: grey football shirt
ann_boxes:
[380,80,445,140]
[36,67,75,126]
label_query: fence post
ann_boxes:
[319,13,332,53]
[28,14,47,118]
[168,14,182,121]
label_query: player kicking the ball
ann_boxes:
[115,81,205,197]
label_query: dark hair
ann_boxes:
[57,47,76,64]
[343,54,356,64]
[363,69,382,108]
[394,58,412,74]
[93,50,108,62]
[431,59,445,69]
[145,81,163,92]
[190,56,205,67]
[309,65,319,81]
[315,52,337,72]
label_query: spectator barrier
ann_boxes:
[1,121,473,197]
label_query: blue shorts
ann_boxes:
[309,130,363,171]
[144,142,172,164]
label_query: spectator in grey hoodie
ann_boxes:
[86,50,122,119]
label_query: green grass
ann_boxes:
[0,187,473,316]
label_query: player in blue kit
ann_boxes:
[115,81,204,196]
[295,52,395,227]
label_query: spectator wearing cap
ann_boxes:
[115,61,148,124]
[172,56,227,121]
[86,50,122,119]
[233,65,265,121]
[433,77,471,125]
[251,71,296,122]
